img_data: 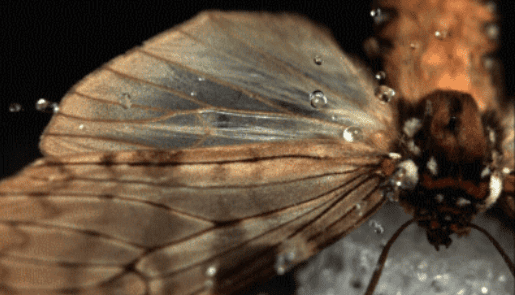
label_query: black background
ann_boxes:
[1,0,514,178]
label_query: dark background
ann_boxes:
[1,0,514,178]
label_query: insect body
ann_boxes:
[370,0,514,248]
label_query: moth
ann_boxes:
[0,1,513,295]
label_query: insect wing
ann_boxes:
[40,11,394,155]
[0,11,395,295]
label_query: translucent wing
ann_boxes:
[40,11,394,155]
[0,11,395,295]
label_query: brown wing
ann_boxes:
[0,140,387,294]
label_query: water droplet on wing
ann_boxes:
[343,126,363,142]
[35,98,59,113]
[313,55,323,65]
[309,90,327,108]
[375,85,396,103]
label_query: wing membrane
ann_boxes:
[0,140,387,294]
[40,11,394,155]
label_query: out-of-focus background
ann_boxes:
[1,1,514,294]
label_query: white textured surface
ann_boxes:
[295,202,514,295]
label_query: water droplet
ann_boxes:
[343,126,363,142]
[370,8,388,25]
[78,124,85,130]
[198,77,206,82]
[393,160,419,190]
[368,220,384,234]
[205,265,217,277]
[309,90,327,108]
[374,85,396,103]
[393,170,406,188]
[354,202,364,216]
[434,30,448,39]
[485,23,499,40]
[9,103,23,112]
[374,71,386,81]
[203,265,217,288]
[275,251,295,275]
[313,55,323,65]
[410,42,420,49]
[120,93,132,109]
[35,98,59,113]
[190,91,197,97]
[481,286,489,294]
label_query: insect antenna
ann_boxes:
[469,223,515,277]
[363,218,515,295]
[364,218,415,295]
